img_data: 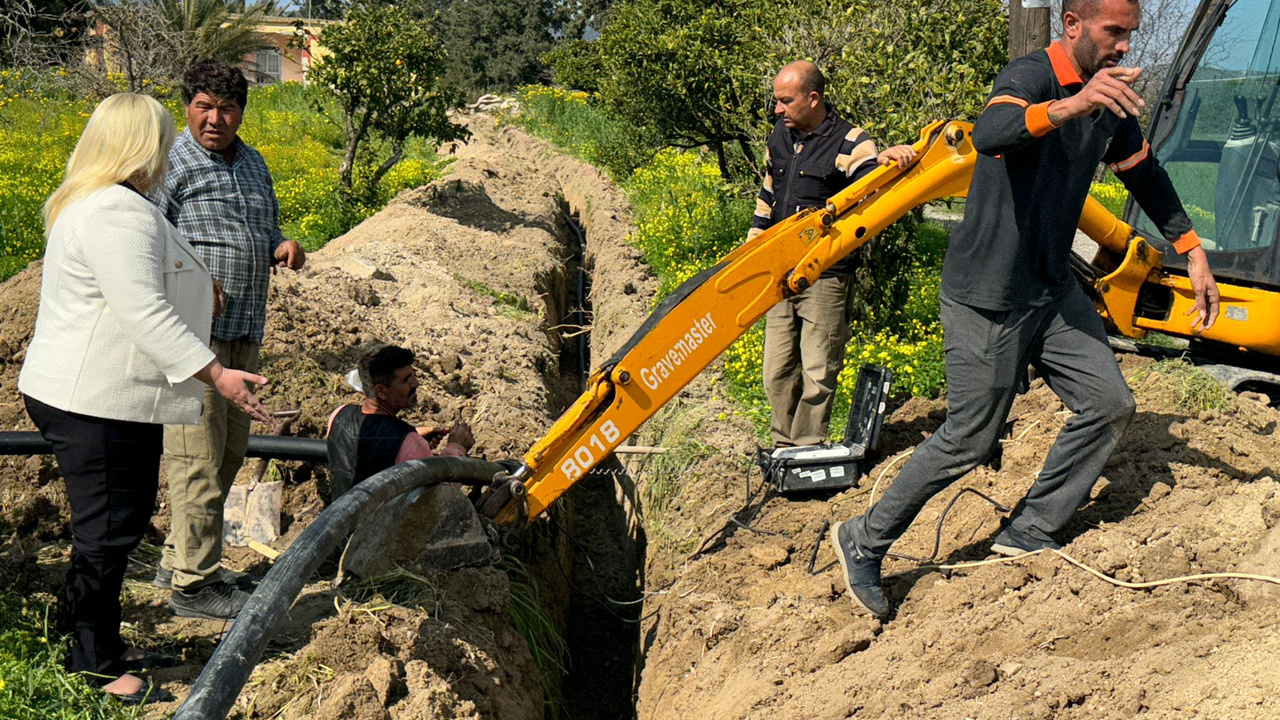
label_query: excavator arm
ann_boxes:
[479,119,1280,528]
[479,120,977,527]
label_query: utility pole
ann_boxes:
[1009,0,1052,59]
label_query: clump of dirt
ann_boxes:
[241,567,541,720]
[633,351,1280,719]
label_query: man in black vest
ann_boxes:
[750,61,915,448]
[326,344,473,499]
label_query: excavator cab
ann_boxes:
[1132,0,1280,290]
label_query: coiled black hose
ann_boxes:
[171,456,509,720]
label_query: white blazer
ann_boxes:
[19,185,217,424]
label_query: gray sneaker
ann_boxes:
[829,518,890,618]
[990,525,1062,557]
[153,567,253,590]
[169,581,250,620]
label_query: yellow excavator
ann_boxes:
[477,0,1280,527]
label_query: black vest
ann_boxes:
[766,108,861,275]
[326,405,417,500]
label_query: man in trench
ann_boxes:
[326,344,473,499]
[829,0,1221,618]
[751,61,915,449]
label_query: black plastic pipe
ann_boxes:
[171,456,509,720]
[0,431,328,463]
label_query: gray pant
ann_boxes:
[851,285,1135,556]
[763,275,853,446]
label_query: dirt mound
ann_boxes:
[242,567,541,720]
[635,354,1280,719]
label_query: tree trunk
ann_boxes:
[339,110,369,195]
[368,138,405,196]
[711,140,730,181]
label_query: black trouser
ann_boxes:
[850,285,1136,556]
[24,395,162,680]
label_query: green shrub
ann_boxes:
[623,148,752,295]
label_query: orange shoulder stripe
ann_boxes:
[987,94,1029,108]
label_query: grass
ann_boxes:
[0,73,447,281]
[453,273,535,319]
[1130,356,1237,414]
[0,591,146,720]
[632,400,714,554]
[500,555,568,719]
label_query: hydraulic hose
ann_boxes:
[0,431,328,462]
[171,456,509,720]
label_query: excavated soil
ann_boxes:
[0,112,647,719]
[4,109,1280,720]
[634,356,1280,720]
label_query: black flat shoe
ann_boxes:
[107,680,174,706]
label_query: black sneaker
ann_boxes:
[169,581,250,620]
[153,567,254,590]
[829,518,890,618]
[990,525,1062,557]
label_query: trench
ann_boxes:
[532,204,645,719]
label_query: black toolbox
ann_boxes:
[758,365,893,493]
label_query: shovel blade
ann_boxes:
[222,482,282,547]
[223,485,249,547]
[243,481,282,545]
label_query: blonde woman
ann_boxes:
[19,93,273,704]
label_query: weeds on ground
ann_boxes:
[0,591,144,720]
[453,273,536,320]
[242,649,336,719]
[504,86,656,181]
[500,555,567,719]
[634,401,713,554]
[1130,356,1237,414]
[341,566,444,612]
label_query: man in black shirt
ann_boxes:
[326,344,473,500]
[829,0,1221,618]
[752,61,914,447]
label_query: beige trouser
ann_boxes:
[160,337,259,592]
[763,275,852,447]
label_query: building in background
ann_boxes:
[242,16,335,85]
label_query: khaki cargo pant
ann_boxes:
[763,275,852,447]
[160,337,259,592]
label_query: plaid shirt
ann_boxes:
[164,129,286,343]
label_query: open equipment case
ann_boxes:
[757,365,893,493]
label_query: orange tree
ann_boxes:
[308,3,466,203]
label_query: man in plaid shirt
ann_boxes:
[156,60,305,620]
